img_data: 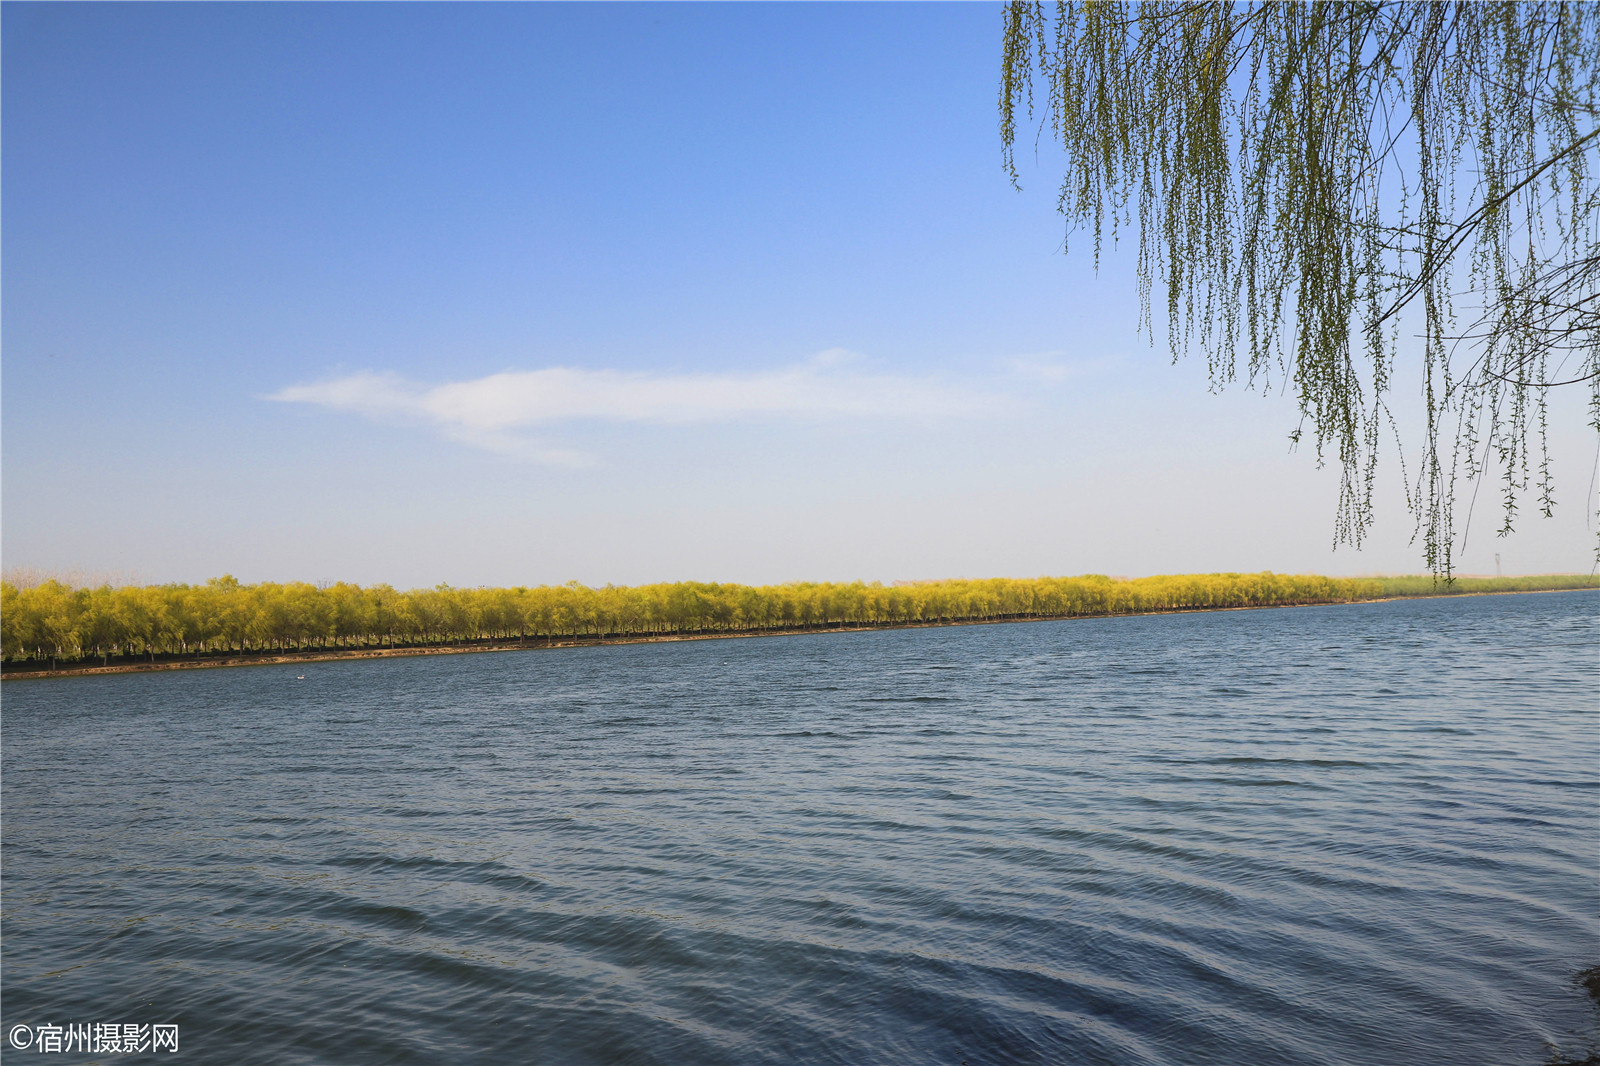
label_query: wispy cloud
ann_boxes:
[268,350,999,464]
[1003,351,1119,384]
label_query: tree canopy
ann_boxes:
[1001,1,1598,576]
[4,571,1593,670]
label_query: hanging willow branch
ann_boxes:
[1001,1,1599,578]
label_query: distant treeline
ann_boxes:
[2,572,1593,669]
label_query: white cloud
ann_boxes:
[268,351,999,464]
[1004,351,1120,384]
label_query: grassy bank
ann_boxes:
[2,571,1593,677]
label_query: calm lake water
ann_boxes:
[3,592,1597,1064]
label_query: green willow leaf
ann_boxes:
[1000,1,1598,577]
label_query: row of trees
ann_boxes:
[2,572,1592,668]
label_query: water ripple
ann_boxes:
[4,591,1597,1065]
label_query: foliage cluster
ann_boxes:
[3,572,1591,668]
[1359,572,1596,597]
[1002,1,1598,575]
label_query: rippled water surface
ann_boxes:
[4,592,1597,1064]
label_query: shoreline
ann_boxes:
[4,586,1591,681]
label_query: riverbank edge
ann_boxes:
[5,586,1592,681]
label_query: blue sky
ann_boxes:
[3,2,1594,588]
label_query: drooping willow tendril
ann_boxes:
[1001,1,1599,578]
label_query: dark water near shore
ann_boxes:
[4,592,1597,1065]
